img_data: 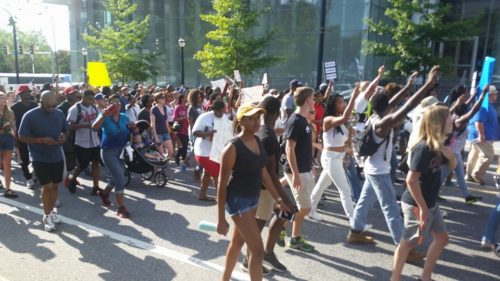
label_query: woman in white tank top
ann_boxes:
[309,84,361,221]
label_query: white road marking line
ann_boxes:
[0,197,249,281]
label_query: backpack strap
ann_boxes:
[75,103,82,123]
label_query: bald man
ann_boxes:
[18,91,68,232]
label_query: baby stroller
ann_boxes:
[124,120,169,188]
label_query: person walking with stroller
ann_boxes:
[92,94,135,218]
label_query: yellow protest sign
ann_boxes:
[87,62,112,87]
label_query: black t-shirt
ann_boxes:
[57,101,71,117]
[283,113,312,174]
[401,142,448,208]
[138,108,150,122]
[11,101,37,130]
[257,124,280,189]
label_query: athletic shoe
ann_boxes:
[0,179,3,189]
[480,239,495,251]
[289,236,315,252]
[100,191,111,207]
[465,195,482,205]
[117,206,131,218]
[90,187,101,196]
[440,209,448,218]
[27,179,36,189]
[263,252,287,272]
[277,230,286,247]
[347,230,375,244]
[67,178,77,194]
[495,243,500,258]
[50,212,61,224]
[240,256,271,276]
[43,215,56,232]
[308,209,323,221]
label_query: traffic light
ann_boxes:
[18,45,23,55]
[29,45,34,55]
[2,45,7,55]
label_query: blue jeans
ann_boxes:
[390,148,398,183]
[441,151,470,198]
[350,173,404,244]
[101,147,126,193]
[345,154,361,202]
[482,200,500,243]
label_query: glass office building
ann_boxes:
[60,0,499,89]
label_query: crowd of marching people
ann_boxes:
[0,64,499,280]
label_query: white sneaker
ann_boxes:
[480,239,495,251]
[363,224,373,232]
[27,179,36,189]
[43,215,56,232]
[440,210,448,218]
[50,212,61,224]
[308,209,323,221]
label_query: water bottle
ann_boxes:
[198,220,217,232]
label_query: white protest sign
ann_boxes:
[209,115,234,163]
[210,78,226,90]
[324,60,337,80]
[241,85,264,105]
[234,70,241,82]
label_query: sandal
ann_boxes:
[198,195,216,202]
[3,189,18,198]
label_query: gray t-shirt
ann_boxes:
[67,103,100,148]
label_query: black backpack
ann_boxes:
[356,120,390,159]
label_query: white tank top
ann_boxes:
[322,124,349,148]
[364,115,393,175]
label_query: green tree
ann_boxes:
[194,0,281,79]
[363,0,478,78]
[83,0,151,82]
[56,50,71,74]
[0,29,53,74]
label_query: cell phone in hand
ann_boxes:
[277,206,298,221]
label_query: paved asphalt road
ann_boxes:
[0,142,499,281]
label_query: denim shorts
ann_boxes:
[158,133,171,142]
[0,134,14,151]
[225,193,260,217]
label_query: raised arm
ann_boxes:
[387,71,418,109]
[323,83,361,132]
[323,80,334,101]
[375,65,440,137]
[362,65,384,101]
[455,84,488,128]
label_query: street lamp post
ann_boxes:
[178,38,186,86]
[1,7,20,84]
[82,48,88,84]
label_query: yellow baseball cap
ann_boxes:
[236,104,266,121]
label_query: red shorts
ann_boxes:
[195,155,220,178]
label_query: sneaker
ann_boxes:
[50,212,62,224]
[240,256,271,276]
[465,195,482,205]
[117,206,131,218]
[277,230,286,247]
[440,209,448,218]
[263,252,287,272]
[90,187,101,196]
[406,249,425,263]
[43,215,56,232]
[289,236,315,252]
[347,230,375,244]
[480,239,495,251]
[495,243,500,257]
[27,179,36,189]
[67,178,77,194]
[494,175,500,189]
[308,209,323,221]
[100,191,111,207]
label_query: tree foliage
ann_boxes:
[83,0,151,82]
[0,29,60,74]
[194,0,281,79]
[363,0,478,78]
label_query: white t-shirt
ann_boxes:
[126,105,140,123]
[192,111,216,157]
[363,115,393,175]
[166,104,174,123]
[67,103,100,148]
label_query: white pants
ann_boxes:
[310,150,354,219]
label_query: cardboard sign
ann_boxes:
[210,78,226,90]
[87,62,112,87]
[241,85,264,105]
[209,115,234,163]
[324,60,337,80]
[262,73,268,85]
[234,70,241,82]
